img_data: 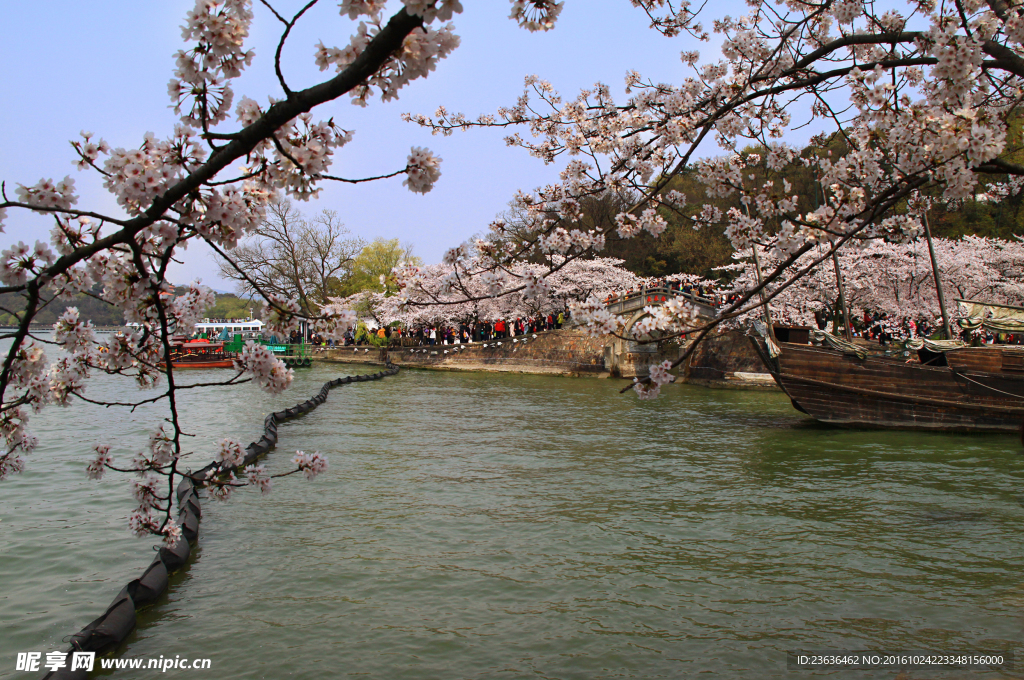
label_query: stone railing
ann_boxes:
[604,286,719,318]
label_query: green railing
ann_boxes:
[201,334,316,358]
[256,339,313,358]
[223,334,244,353]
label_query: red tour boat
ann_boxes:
[164,337,237,369]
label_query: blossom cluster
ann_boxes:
[508,0,563,32]
[236,104,353,201]
[169,0,255,128]
[380,256,642,328]
[723,237,1024,331]
[633,360,675,400]
[404,147,442,194]
[99,128,201,215]
[233,341,294,394]
[170,284,217,337]
[14,177,78,213]
[292,450,329,481]
[569,296,621,337]
[128,473,164,537]
[315,16,460,106]
[216,438,246,468]
[85,444,113,481]
[311,304,359,341]
[244,464,272,494]
[0,241,56,287]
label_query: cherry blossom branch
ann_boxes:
[264,0,321,96]
[1,7,426,302]
[71,374,251,411]
[320,168,407,183]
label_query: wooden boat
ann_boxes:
[163,338,237,369]
[748,332,1024,433]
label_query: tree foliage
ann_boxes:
[338,238,420,296]
[723,236,1024,329]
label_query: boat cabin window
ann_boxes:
[773,326,811,344]
[917,349,948,366]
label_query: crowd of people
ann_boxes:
[220,313,569,349]
[335,312,568,347]
[204,301,1022,349]
[813,310,1022,345]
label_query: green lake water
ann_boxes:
[2,344,1023,678]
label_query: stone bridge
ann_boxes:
[601,285,721,377]
[605,285,719,333]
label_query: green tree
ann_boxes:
[338,238,421,296]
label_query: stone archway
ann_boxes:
[622,308,650,338]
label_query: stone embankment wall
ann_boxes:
[318,327,779,390]
[322,329,609,377]
[683,329,778,390]
[319,346,386,365]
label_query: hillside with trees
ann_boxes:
[0,285,125,327]
[0,287,256,327]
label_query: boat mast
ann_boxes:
[922,210,954,340]
[831,249,854,342]
[750,245,778,344]
[742,202,778,344]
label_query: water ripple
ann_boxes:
[2,360,1023,678]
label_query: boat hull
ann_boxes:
[749,337,1024,433]
[160,359,237,369]
[172,360,236,369]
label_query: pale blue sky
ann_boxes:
[0,1,750,289]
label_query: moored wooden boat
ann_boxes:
[748,334,1024,433]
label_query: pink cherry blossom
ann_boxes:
[292,450,329,481]
[85,444,113,481]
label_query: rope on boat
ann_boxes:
[949,368,1024,400]
[40,363,401,680]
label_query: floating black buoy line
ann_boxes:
[41,364,401,679]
